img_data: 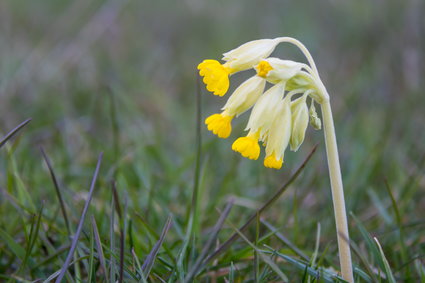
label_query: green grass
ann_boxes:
[1,0,425,282]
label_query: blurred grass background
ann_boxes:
[0,0,424,281]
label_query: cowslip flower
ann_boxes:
[244,82,286,141]
[263,95,292,169]
[197,39,280,96]
[205,75,266,138]
[231,82,285,160]
[255,58,304,84]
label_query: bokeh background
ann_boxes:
[1,0,424,280]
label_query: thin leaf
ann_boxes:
[0,228,26,260]
[111,181,124,283]
[0,118,32,148]
[204,144,318,264]
[20,204,44,273]
[351,213,386,273]
[91,216,108,282]
[183,199,234,282]
[88,220,95,283]
[374,237,396,283]
[40,148,71,235]
[226,219,288,281]
[262,247,344,283]
[142,215,173,276]
[55,153,103,283]
[261,219,309,261]
[132,248,148,283]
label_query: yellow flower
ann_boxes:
[290,94,309,152]
[256,60,273,78]
[264,153,283,169]
[232,131,260,160]
[198,39,280,96]
[263,96,292,169]
[205,75,265,139]
[205,113,233,138]
[198,60,232,96]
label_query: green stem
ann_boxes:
[321,99,353,282]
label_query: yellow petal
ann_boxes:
[231,132,260,160]
[198,59,231,96]
[263,154,283,169]
[205,113,233,138]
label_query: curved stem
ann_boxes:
[276,37,318,75]
[276,37,329,102]
[321,99,354,282]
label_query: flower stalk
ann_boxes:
[321,97,354,283]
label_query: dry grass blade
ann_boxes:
[0,118,32,148]
[55,153,103,283]
[40,147,71,235]
[203,144,318,264]
[184,199,234,283]
[142,215,173,277]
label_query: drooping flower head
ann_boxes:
[198,37,324,169]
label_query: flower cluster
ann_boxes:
[198,38,324,169]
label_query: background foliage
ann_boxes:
[0,0,424,281]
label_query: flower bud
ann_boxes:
[290,95,309,151]
[309,101,322,130]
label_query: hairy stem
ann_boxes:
[321,99,353,282]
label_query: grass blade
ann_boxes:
[0,228,26,260]
[88,219,95,283]
[0,118,32,149]
[20,203,44,274]
[131,248,148,283]
[111,181,124,283]
[142,215,173,277]
[204,144,318,264]
[55,152,103,283]
[262,247,343,283]
[374,237,396,283]
[184,199,234,282]
[261,219,309,261]
[351,213,386,273]
[226,219,288,281]
[40,148,71,235]
[91,216,108,282]
[109,196,116,283]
